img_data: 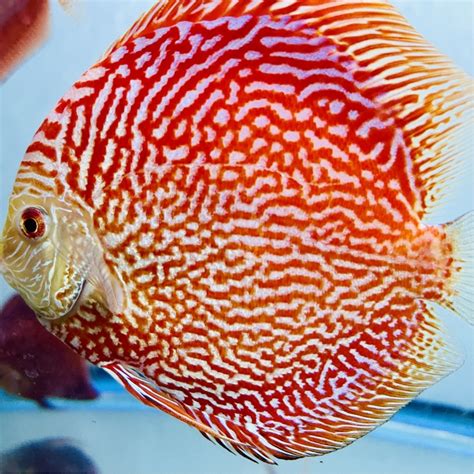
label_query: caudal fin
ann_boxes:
[443,211,474,324]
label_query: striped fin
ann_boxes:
[98,362,315,463]
[101,362,278,462]
[103,0,472,219]
[101,362,277,463]
[100,362,240,444]
[441,211,474,324]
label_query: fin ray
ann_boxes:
[442,211,474,324]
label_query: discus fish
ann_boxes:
[0,294,98,407]
[0,0,473,464]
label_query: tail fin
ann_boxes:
[443,211,474,324]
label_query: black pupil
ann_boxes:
[24,218,38,234]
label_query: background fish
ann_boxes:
[0,0,473,464]
[0,438,99,474]
[0,294,98,407]
[0,0,78,82]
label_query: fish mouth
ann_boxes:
[38,277,87,322]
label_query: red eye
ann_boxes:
[20,207,46,239]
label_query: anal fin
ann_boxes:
[101,362,226,437]
[100,362,277,463]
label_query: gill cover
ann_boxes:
[0,192,123,321]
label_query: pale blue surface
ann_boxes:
[0,2,473,473]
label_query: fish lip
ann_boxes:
[38,277,87,321]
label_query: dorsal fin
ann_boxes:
[103,0,472,220]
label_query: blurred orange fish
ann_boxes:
[0,294,98,407]
[0,0,473,464]
[0,0,77,81]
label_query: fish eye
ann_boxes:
[19,207,47,240]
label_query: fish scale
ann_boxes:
[1,0,473,464]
